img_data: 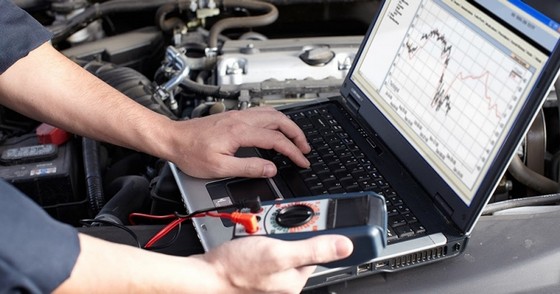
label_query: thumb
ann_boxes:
[283,235,354,268]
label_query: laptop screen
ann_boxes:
[350,0,559,206]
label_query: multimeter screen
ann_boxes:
[331,196,371,228]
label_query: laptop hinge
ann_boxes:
[434,192,454,219]
[345,92,360,116]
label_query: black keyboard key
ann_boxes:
[403,213,418,223]
[279,167,310,196]
[387,206,399,217]
[395,225,415,238]
[374,179,390,189]
[273,155,292,169]
[387,227,398,242]
[309,186,328,195]
[389,196,403,206]
[310,116,329,130]
[312,164,330,175]
[317,172,336,182]
[389,215,406,227]
[410,223,426,234]
[344,184,361,192]
[328,186,345,194]
[358,179,377,190]
[396,205,411,214]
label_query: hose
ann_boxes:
[83,61,177,119]
[507,154,559,194]
[482,193,560,215]
[180,77,239,99]
[95,176,150,225]
[83,137,105,215]
[208,0,279,48]
[155,3,185,33]
[50,0,188,45]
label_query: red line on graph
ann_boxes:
[443,71,501,119]
[404,29,502,118]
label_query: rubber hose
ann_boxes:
[83,137,105,215]
[482,193,560,215]
[84,61,177,119]
[50,0,185,45]
[208,0,279,48]
[507,154,559,194]
[180,77,239,99]
[156,3,185,32]
[95,176,150,225]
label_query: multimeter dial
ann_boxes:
[275,204,315,227]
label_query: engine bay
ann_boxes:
[2,0,560,254]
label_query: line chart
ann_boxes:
[380,0,534,188]
[404,28,502,119]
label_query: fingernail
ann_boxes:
[263,164,275,177]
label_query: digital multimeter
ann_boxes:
[233,191,387,268]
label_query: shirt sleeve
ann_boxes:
[0,179,80,294]
[0,0,53,74]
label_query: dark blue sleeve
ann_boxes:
[0,0,53,74]
[0,180,80,293]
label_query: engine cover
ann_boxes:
[216,36,363,85]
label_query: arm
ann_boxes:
[0,42,310,179]
[55,233,352,294]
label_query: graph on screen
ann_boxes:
[381,1,534,188]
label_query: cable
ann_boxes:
[206,211,258,233]
[144,217,187,248]
[124,196,262,248]
[80,219,142,248]
[174,196,262,218]
[128,212,177,225]
[148,222,183,251]
[143,208,260,248]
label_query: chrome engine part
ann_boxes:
[216,36,362,85]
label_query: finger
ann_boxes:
[275,235,354,270]
[214,155,278,178]
[235,126,310,169]
[243,108,311,154]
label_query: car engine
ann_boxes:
[2,0,559,230]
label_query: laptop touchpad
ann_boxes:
[207,178,278,227]
[207,178,277,206]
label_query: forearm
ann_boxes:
[0,42,175,162]
[0,41,312,179]
[54,234,225,293]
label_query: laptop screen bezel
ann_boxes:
[341,0,560,233]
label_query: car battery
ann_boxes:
[0,138,84,223]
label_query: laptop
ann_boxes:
[170,0,560,289]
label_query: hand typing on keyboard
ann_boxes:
[166,106,311,179]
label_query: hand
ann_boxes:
[198,235,353,293]
[167,107,311,179]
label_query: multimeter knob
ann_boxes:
[275,204,315,227]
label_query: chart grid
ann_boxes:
[381,0,533,188]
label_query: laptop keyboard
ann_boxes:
[265,105,426,243]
